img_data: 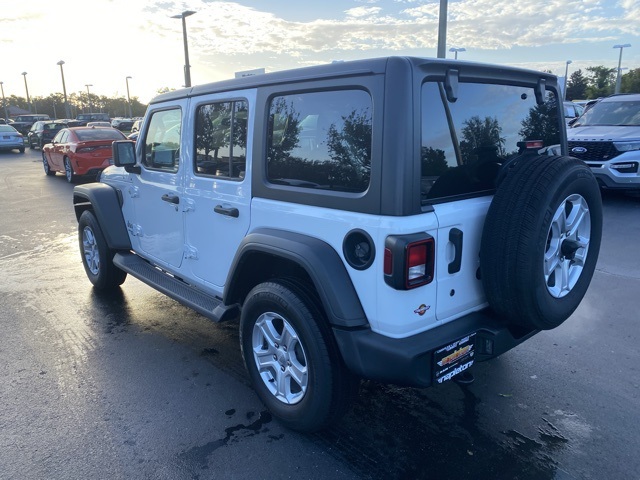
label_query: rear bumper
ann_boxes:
[333,309,538,388]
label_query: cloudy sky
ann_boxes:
[1,0,639,105]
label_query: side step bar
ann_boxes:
[113,252,239,322]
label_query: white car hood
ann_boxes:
[568,125,640,142]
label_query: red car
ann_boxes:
[42,126,126,182]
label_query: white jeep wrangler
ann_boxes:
[73,57,602,432]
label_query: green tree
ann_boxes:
[519,95,561,148]
[459,116,505,164]
[566,69,588,100]
[585,66,616,98]
[621,68,640,93]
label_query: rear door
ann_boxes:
[183,91,254,288]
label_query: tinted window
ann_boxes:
[421,82,560,202]
[75,129,125,141]
[576,99,640,126]
[194,100,247,180]
[142,109,181,172]
[267,89,372,193]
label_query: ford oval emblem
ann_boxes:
[572,146,587,154]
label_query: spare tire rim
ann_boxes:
[544,193,591,298]
[251,312,308,405]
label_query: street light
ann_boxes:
[171,10,196,87]
[21,72,31,112]
[0,81,8,121]
[57,60,71,118]
[449,47,466,60]
[613,43,631,94]
[563,60,572,101]
[125,76,133,118]
[85,84,93,112]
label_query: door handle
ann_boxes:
[161,194,180,205]
[214,205,239,218]
[448,228,463,274]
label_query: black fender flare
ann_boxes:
[225,228,368,329]
[73,183,131,251]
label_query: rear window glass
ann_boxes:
[267,89,372,193]
[421,81,560,202]
[75,129,125,141]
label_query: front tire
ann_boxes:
[78,210,127,289]
[480,155,602,330]
[42,152,55,176]
[240,281,357,432]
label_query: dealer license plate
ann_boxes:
[433,333,476,384]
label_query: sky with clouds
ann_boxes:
[1,0,639,106]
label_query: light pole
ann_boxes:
[613,43,631,94]
[172,10,196,87]
[125,76,133,117]
[21,72,31,112]
[85,84,93,112]
[436,0,447,58]
[449,47,466,59]
[563,60,572,100]
[0,81,8,121]
[57,60,71,118]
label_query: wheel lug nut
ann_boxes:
[281,366,285,372]
[275,343,279,348]
[273,354,277,360]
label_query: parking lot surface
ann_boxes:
[1,148,639,479]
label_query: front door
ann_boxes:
[130,106,185,269]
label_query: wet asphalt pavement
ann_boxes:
[1,148,639,480]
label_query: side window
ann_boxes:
[267,89,372,193]
[54,130,68,143]
[142,108,182,173]
[194,100,248,179]
[421,81,560,202]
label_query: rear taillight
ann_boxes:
[384,234,435,290]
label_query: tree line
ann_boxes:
[566,66,640,100]
[3,91,149,119]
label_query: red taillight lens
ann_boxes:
[384,234,435,290]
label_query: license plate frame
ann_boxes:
[433,333,476,384]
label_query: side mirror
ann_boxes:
[112,140,141,174]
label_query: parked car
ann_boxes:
[563,101,584,125]
[10,114,51,135]
[73,56,602,432]
[42,126,126,182]
[75,113,110,126]
[130,119,141,133]
[568,93,640,190]
[111,118,134,131]
[27,121,67,149]
[86,121,111,128]
[0,124,25,153]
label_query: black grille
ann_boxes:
[568,141,621,162]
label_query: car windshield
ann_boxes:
[75,129,124,141]
[0,125,18,133]
[573,99,640,127]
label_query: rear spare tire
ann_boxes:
[480,155,602,330]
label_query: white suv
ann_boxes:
[568,93,640,190]
[72,57,602,432]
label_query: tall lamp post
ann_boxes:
[563,60,572,100]
[172,10,196,87]
[125,76,133,117]
[85,84,93,112]
[613,43,631,94]
[449,47,466,59]
[21,72,31,112]
[57,60,71,118]
[0,81,8,120]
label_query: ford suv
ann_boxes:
[568,93,640,190]
[72,57,602,432]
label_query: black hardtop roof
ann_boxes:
[150,56,558,105]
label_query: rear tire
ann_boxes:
[78,210,127,289]
[240,281,358,432]
[480,155,602,330]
